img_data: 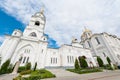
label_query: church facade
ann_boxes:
[80,28,120,66]
[0,10,97,69]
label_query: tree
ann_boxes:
[33,62,37,71]
[97,56,104,67]
[0,59,10,74]
[74,58,80,69]
[106,56,111,65]
[26,62,31,70]
[78,56,88,68]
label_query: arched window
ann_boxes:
[35,21,40,26]
[29,32,37,37]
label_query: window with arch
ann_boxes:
[35,21,40,26]
[29,32,37,37]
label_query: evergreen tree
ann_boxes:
[74,58,80,69]
[106,56,111,65]
[78,56,88,68]
[97,56,104,67]
[0,59,10,74]
[33,62,37,71]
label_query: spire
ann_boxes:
[40,7,44,14]
[84,26,91,32]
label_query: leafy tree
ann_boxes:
[97,56,104,67]
[34,62,37,71]
[74,58,80,69]
[0,59,10,74]
[106,56,111,65]
[26,62,31,70]
[78,56,88,68]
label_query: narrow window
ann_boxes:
[95,37,100,44]
[67,56,69,63]
[19,57,23,62]
[51,58,52,64]
[26,57,29,63]
[103,52,106,57]
[41,49,43,53]
[70,56,71,63]
[87,41,91,48]
[23,57,26,63]
[72,56,74,63]
[56,58,57,64]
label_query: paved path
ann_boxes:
[42,69,120,80]
[0,73,18,80]
[0,69,120,80]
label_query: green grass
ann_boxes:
[67,68,103,74]
[30,69,56,79]
[13,69,56,80]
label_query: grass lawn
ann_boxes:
[67,68,103,74]
[13,69,56,80]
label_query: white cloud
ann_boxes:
[0,0,120,46]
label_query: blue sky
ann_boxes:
[0,0,120,48]
[0,9,59,48]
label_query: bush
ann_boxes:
[31,69,56,79]
[97,56,104,67]
[7,64,13,73]
[0,59,10,74]
[74,58,80,69]
[33,62,37,71]
[67,68,102,74]
[18,66,26,73]
[26,62,31,70]
[20,70,32,75]
[106,57,111,65]
[14,69,56,80]
[29,75,41,80]
[78,56,88,68]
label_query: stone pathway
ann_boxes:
[0,73,18,80]
[0,69,120,80]
[47,69,80,77]
[42,69,120,80]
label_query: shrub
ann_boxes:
[78,56,88,68]
[106,57,111,65]
[26,62,31,70]
[7,64,13,73]
[20,70,32,75]
[33,62,37,71]
[74,58,80,69]
[18,66,26,72]
[29,75,41,80]
[67,68,102,74]
[0,59,10,74]
[97,56,104,67]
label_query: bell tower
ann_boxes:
[23,8,46,40]
[81,27,92,41]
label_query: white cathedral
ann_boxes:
[0,9,97,69]
[0,9,120,69]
